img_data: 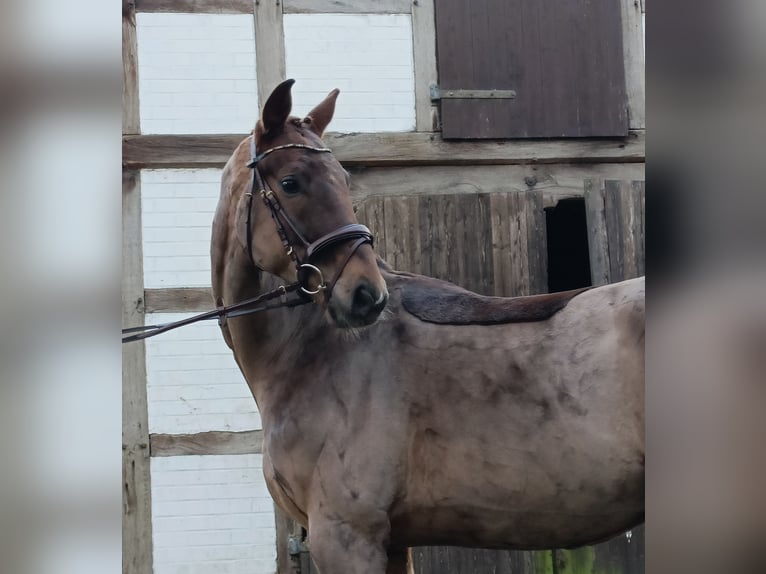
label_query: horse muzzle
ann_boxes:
[327,279,388,328]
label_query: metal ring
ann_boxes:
[298,263,326,295]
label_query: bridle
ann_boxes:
[244,136,374,298]
[122,136,374,344]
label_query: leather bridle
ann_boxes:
[244,136,374,299]
[122,137,374,344]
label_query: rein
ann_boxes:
[121,137,374,344]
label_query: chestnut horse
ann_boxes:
[211,80,644,574]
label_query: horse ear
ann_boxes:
[261,78,296,135]
[304,88,340,137]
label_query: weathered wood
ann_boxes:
[122,2,140,134]
[411,547,551,574]
[525,190,548,295]
[283,0,411,14]
[144,287,212,312]
[622,0,645,129]
[412,0,439,131]
[275,508,294,574]
[436,0,628,138]
[123,134,245,168]
[586,179,645,285]
[584,179,611,286]
[633,180,645,277]
[359,191,546,298]
[149,430,264,456]
[255,0,286,111]
[122,170,153,574]
[123,131,646,168]
[135,0,254,13]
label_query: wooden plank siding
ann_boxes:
[584,179,645,285]
[434,0,628,138]
[356,190,547,297]
[123,131,645,168]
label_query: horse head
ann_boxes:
[237,79,388,328]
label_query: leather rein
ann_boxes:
[122,138,374,344]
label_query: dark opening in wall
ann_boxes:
[545,198,592,292]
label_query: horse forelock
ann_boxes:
[255,115,324,152]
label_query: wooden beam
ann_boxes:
[123,131,645,168]
[135,0,254,13]
[412,0,439,131]
[622,0,645,129]
[283,0,412,14]
[122,169,154,574]
[122,2,140,134]
[255,0,286,111]
[150,430,264,456]
[145,287,212,313]
[348,163,646,206]
[123,133,244,168]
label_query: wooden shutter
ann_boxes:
[434,0,629,139]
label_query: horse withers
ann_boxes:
[211,80,645,574]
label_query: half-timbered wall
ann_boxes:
[123,1,645,573]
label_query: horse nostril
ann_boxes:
[352,284,377,317]
[352,284,387,317]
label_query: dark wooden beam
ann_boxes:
[123,131,645,169]
[150,430,264,456]
[135,0,254,13]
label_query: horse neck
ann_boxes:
[227,263,328,407]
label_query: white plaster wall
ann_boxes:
[145,313,259,434]
[137,14,257,134]
[141,169,223,289]
[284,14,416,132]
[151,455,276,574]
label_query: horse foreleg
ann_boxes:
[308,517,388,574]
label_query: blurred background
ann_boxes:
[0,0,763,573]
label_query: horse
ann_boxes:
[211,79,645,574]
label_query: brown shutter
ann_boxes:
[434,0,629,139]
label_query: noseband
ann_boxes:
[245,137,374,299]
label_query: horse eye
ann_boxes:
[280,177,300,195]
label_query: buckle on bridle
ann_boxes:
[297,263,326,295]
